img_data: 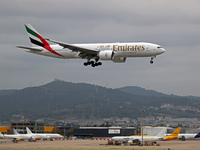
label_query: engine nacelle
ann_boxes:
[112,57,126,63]
[98,50,114,60]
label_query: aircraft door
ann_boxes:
[146,45,150,51]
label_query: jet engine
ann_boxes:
[98,50,114,60]
[112,57,126,63]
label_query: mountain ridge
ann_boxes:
[0,80,199,122]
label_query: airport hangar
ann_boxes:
[0,120,137,138]
[74,127,137,138]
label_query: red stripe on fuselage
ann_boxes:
[36,33,63,57]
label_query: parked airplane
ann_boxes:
[129,127,181,141]
[162,127,181,141]
[163,127,200,141]
[26,127,63,140]
[17,24,165,67]
[177,132,200,141]
[111,128,166,144]
[1,129,31,143]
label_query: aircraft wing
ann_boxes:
[158,137,164,140]
[17,46,43,51]
[46,39,98,55]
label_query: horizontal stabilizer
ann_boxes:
[17,46,43,51]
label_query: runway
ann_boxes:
[0,139,200,150]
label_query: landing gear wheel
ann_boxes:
[91,61,94,65]
[84,62,88,66]
[150,57,154,64]
[83,59,102,67]
[98,62,102,66]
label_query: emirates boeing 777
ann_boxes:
[17,24,165,67]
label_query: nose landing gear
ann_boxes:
[150,58,153,64]
[150,56,156,64]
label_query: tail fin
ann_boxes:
[24,24,63,57]
[156,128,167,138]
[171,127,181,137]
[26,127,33,134]
[25,23,55,51]
[25,24,46,47]
[0,132,4,137]
[13,128,19,135]
[194,132,200,138]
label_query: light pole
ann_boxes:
[140,109,145,146]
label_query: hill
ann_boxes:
[117,86,168,97]
[0,80,200,121]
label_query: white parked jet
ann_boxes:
[177,132,200,141]
[0,129,31,142]
[17,24,165,67]
[111,128,167,144]
[26,127,63,140]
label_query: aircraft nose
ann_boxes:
[161,48,165,53]
[158,47,165,54]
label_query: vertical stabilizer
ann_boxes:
[24,24,63,57]
[25,24,45,47]
[0,132,4,138]
[13,128,19,135]
[26,127,33,134]
[156,128,167,138]
[171,127,181,137]
[194,132,200,138]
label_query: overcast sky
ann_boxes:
[0,0,200,96]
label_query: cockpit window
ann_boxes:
[157,46,162,49]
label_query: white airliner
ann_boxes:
[111,128,166,144]
[26,127,63,140]
[17,24,165,67]
[0,129,31,142]
[177,132,200,141]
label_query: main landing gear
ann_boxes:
[84,59,102,67]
